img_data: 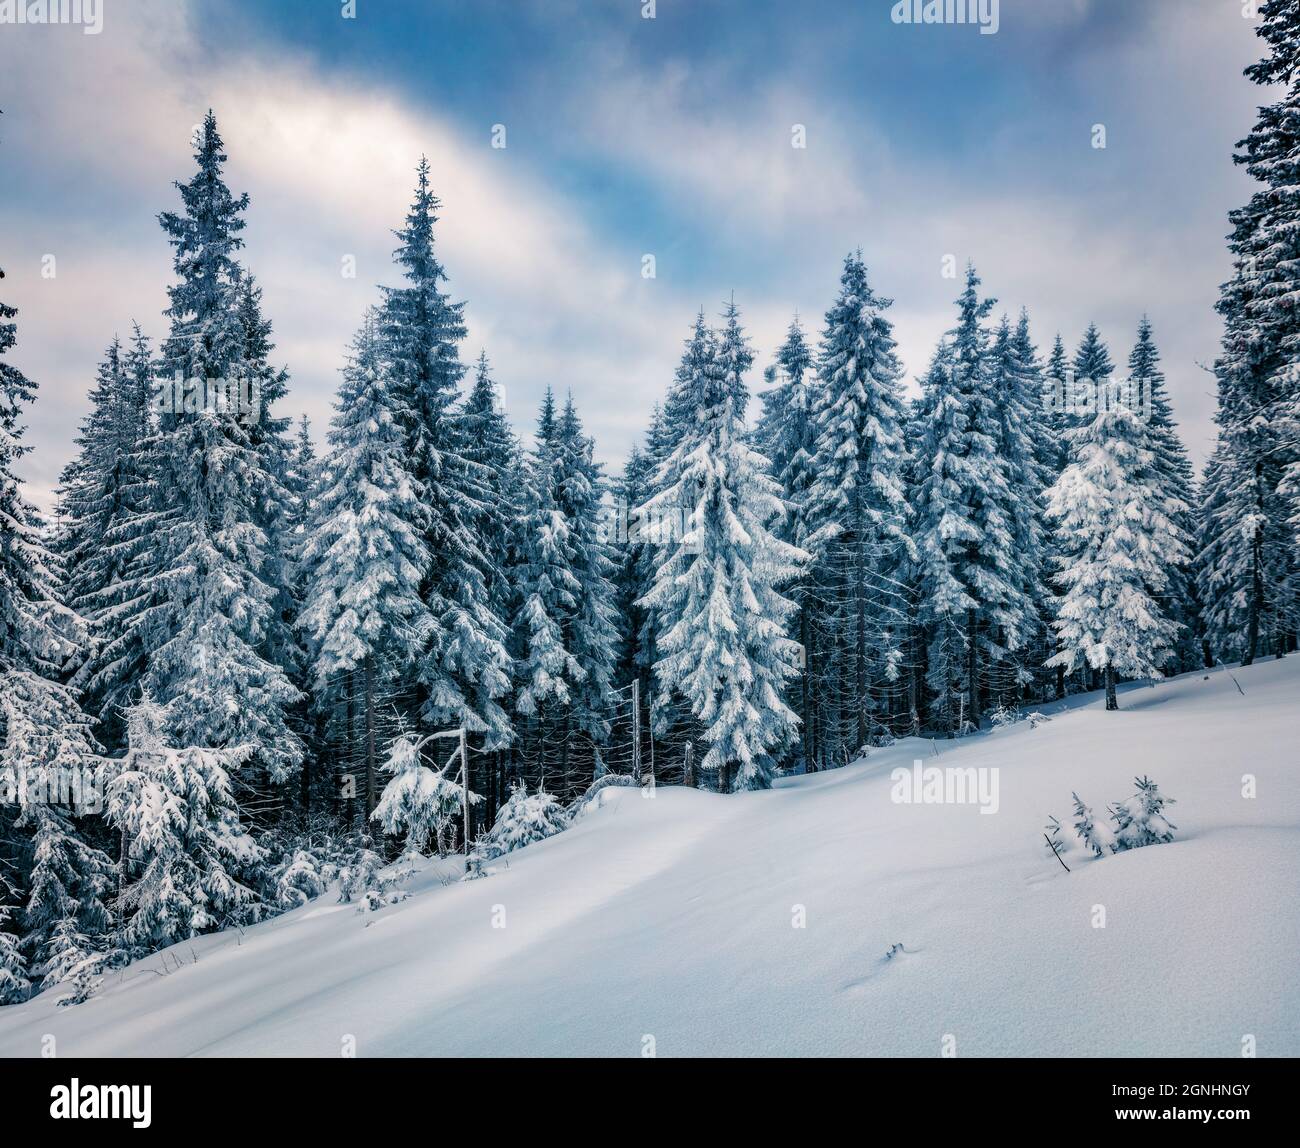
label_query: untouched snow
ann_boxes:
[2,658,1297,1057]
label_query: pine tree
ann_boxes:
[1198,3,1300,665]
[372,732,481,856]
[56,329,155,750]
[69,326,158,744]
[551,395,620,788]
[0,253,113,995]
[1046,405,1190,710]
[471,780,569,863]
[911,266,1025,732]
[1071,791,1115,857]
[510,434,584,789]
[987,311,1054,706]
[1126,318,1201,672]
[381,159,512,746]
[1111,776,1177,850]
[804,254,912,762]
[300,312,434,815]
[107,696,263,949]
[137,110,303,787]
[459,352,521,814]
[753,315,819,767]
[639,302,806,791]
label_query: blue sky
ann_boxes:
[0,0,1270,509]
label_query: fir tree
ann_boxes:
[1126,318,1201,671]
[107,696,263,949]
[639,302,806,791]
[804,254,913,761]
[381,159,512,745]
[1198,5,1300,665]
[911,266,1024,732]
[372,732,481,856]
[300,312,434,814]
[1071,791,1115,857]
[1111,776,1177,850]
[137,110,303,785]
[0,252,113,996]
[1046,405,1190,710]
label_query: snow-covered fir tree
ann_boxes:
[804,254,913,763]
[1198,0,1300,666]
[471,779,569,863]
[299,312,434,814]
[372,731,481,856]
[0,254,114,997]
[639,301,806,791]
[1071,791,1114,857]
[1111,776,1177,850]
[1045,404,1190,710]
[910,266,1026,732]
[1125,318,1201,672]
[752,315,818,767]
[107,695,263,950]
[135,110,303,790]
[380,158,513,747]
[55,328,155,751]
[510,424,586,790]
[987,311,1054,706]
[458,352,522,815]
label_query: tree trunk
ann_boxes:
[1104,665,1118,711]
[364,656,376,814]
[966,608,980,730]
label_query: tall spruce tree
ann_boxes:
[380,159,512,746]
[137,110,303,787]
[0,259,113,995]
[639,302,806,791]
[911,266,1024,732]
[1126,318,1201,672]
[299,313,434,814]
[804,254,912,763]
[1198,0,1300,665]
[1046,405,1189,710]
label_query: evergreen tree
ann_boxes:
[987,311,1054,706]
[107,696,263,949]
[1046,405,1189,710]
[56,329,155,749]
[911,266,1025,731]
[639,302,806,791]
[510,434,584,789]
[753,316,819,768]
[1111,776,1177,850]
[381,158,512,745]
[0,253,113,996]
[804,254,912,762]
[137,110,303,786]
[1198,2,1300,665]
[1126,318,1201,671]
[300,312,434,814]
[372,732,481,856]
[1071,791,1114,857]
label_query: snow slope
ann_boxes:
[2,658,1297,1057]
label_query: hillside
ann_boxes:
[1,657,1297,1058]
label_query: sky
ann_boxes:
[0,0,1273,512]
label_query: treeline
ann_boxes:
[2,2,1299,1003]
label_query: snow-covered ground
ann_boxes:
[2,657,1297,1058]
